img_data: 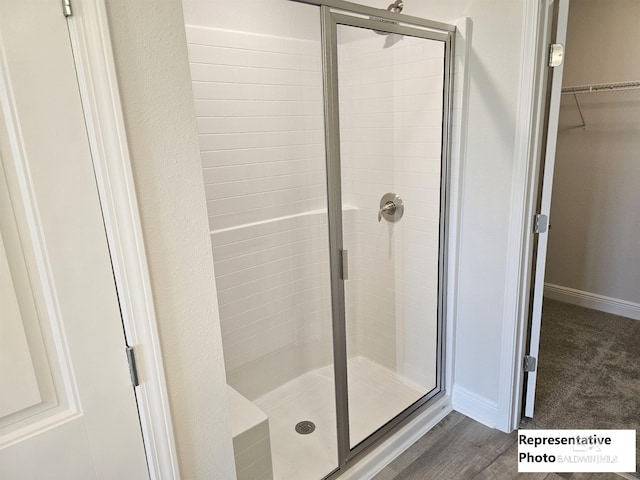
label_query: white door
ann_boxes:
[523,0,570,418]
[0,1,149,478]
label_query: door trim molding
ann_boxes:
[498,0,571,431]
[65,1,179,478]
[497,0,551,432]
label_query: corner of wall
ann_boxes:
[445,16,472,397]
[104,0,236,477]
[494,0,548,434]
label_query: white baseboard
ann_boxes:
[341,395,452,480]
[451,385,498,429]
[544,283,640,321]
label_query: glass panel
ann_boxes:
[182,2,337,478]
[336,24,445,448]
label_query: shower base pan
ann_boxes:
[254,356,427,480]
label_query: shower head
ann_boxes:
[387,0,404,13]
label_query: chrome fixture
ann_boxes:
[378,193,404,222]
[386,0,404,13]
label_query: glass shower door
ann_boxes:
[185,2,341,478]
[327,13,450,449]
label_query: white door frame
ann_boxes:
[65,1,179,478]
[522,0,569,418]
[499,0,570,431]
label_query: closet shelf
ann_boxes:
[560,81,640,129]
[561,80,640,94]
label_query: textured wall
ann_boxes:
[545,0,640,304]
[105,2,236,478]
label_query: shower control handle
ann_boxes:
[378,193,404,223]
[378,202,397,222]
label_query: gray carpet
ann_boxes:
[524,299,640,476]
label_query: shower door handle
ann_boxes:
[339,249,348,280]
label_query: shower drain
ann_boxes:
[295,420,316,435]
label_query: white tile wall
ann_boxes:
[185,25,333,400]
[211,211,336,400]
[337,29,445,389]
[187,25,327,231]
[186,24,446,400]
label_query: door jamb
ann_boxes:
[498,0,566,432]
[65,2,179,478]
[521,0,568,420]
[507,0,555,430]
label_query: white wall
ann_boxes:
[338,30,444,389]
[545,0,640,307]
[452,1,529,414]
[105,1,236,478]
[188,26,326,230]
[183,0,321,40]
[184,23,335,400]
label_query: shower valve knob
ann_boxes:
[378,202,396,222]
[378,193,404,223]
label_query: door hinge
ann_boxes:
[126,346,140,387]
[524,355,537,373]
[533,214,548,234]
[62,0,72,17]
[549,43,564,67]
[339,249,348,280]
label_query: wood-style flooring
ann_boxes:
[372,301,638,480]
[372,411,634,480]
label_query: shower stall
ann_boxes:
[184,1,453,478]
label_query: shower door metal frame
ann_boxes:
[293,1,455,476]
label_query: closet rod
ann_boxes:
[562,80,640,94]
[561,81,640,129]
